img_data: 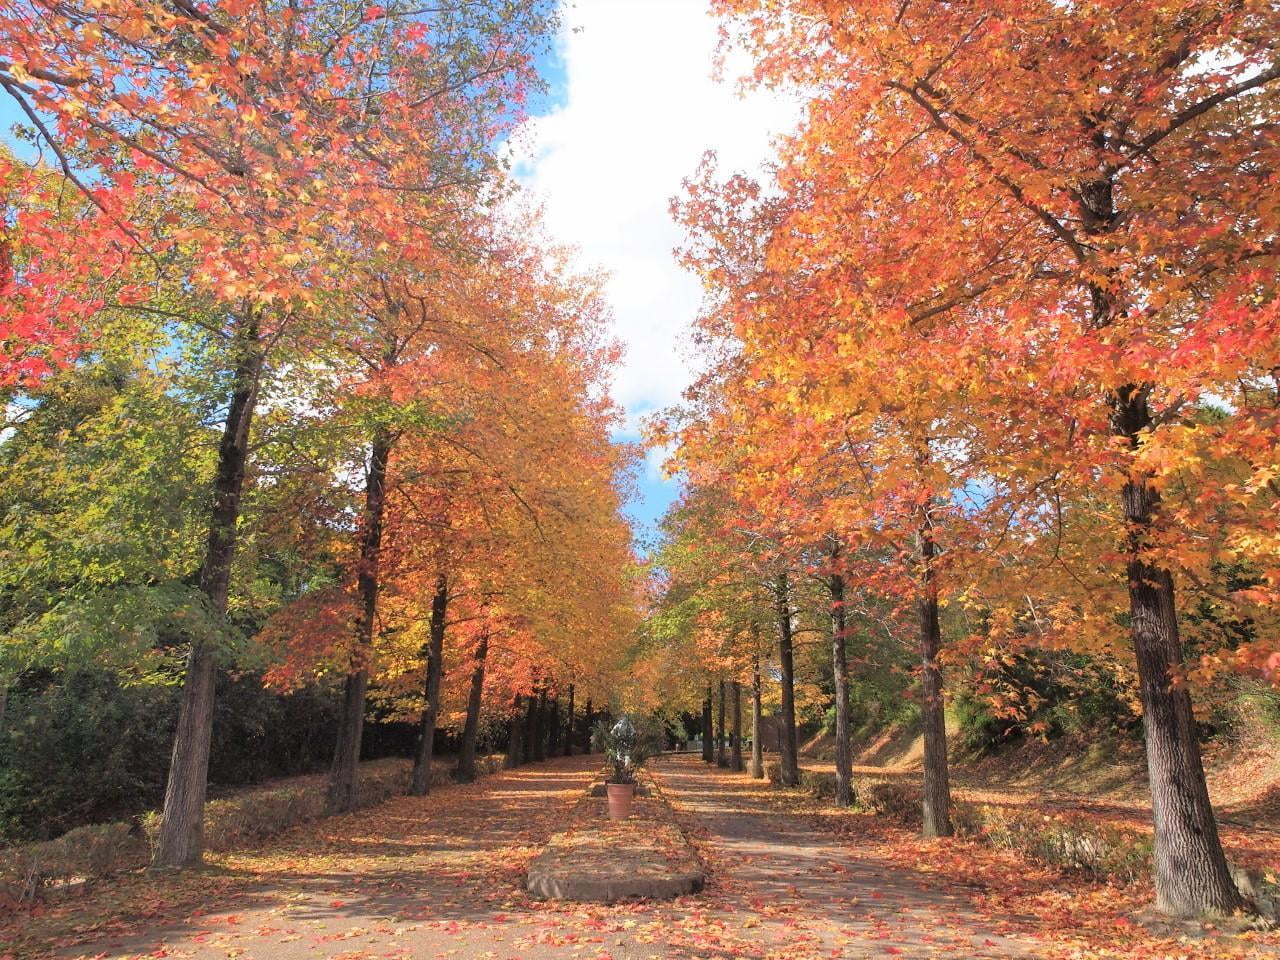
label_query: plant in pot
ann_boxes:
[592,714,658,820]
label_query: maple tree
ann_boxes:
[250,215,638,808]
[1,0,563,866]
[653,0,1280,918]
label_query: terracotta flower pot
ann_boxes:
[606,782,636,820]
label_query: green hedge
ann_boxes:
[0,754,505,901]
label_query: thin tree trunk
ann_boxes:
[829,537,854,807]
[410,573,448,795]
[564,684,575,756]
[456,630,490,783]
[918,497,953,838]
[701,682,714,763]
[505,695,524,769]
[731,679,744,772]
[583,697,592,752]
[716,678,728,767]
[1115,387,1242,915]
[327,427,393,815]
[548,696,561,757]
[751,656,764,779]
[775,573,799,788]
[523,688,538,760]
[153,315,263,869]
[534,688,548,761]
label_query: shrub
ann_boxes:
[952,803,1152,883]
[861,781,923,826]
[3,753,505,901]
[798,769,839,799]
[0,669,176,842]
[774,768,1154,885]
[592,715,663,784]
[0,821,148,901]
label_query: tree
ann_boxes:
[704,0,1280,915]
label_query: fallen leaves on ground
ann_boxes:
[1,755,1276,960]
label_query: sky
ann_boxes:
[511,0,796,547]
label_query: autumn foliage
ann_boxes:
[650,0,1280,920]
[0,0,635,872]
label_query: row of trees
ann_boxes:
[643,0,1280,920]
[0,1,636,861]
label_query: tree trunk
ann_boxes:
[829,539,854,807]
[751,656,764,779]
[583,697,592,752]
[918,505,953,837]
[775,573,799,788]
[731,679,744,772]
[327,428,393,815]
[523,688,538,760]
[1115,387,1242,916]
[1074,171,1241,915]
[548,696,561,757]
[564,684,575,756]
[410,573,448,795]
[456,630,490,783]
[716,678,728,767]
[152,315,263,869]
[701,683,714,763]
[505,695,524,769]
[534,688,548,761]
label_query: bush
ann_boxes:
[2,753,505,901]
[0,667,359,844]
[861,781,923,826]
[0,821,148,901]
[952,803,1152,882]
[770,767,1154,884]
[592,714,663,784]
[954,650,1138,754]
[0,669,175,841]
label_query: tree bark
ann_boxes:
[917,499,953,838]
[548,695,561,757]
[701,682,714,763]
[775,573,799,788]
[534,688,548,761]
[563,684,575,757]
[505,695,524,769]
[409,573,448,795]
[327,427,393,815]
[829,538,854,807]
[1072,170,1241,915]
[523,688,538,760]
[456,630,490,783]
[716,678,728,767]
[152,315,263,869]
[1115,387,1242,916]
[583,697,592,753]
[751,656,764,779]
[731,679,744,772]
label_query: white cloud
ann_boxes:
[512,0,797,436]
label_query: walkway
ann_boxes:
[0,754,1132,960]
[652,754,1034,958]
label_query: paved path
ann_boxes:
[652,755,1036,958]
[13,755,1040,960]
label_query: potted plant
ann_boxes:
[592,715,658,820]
